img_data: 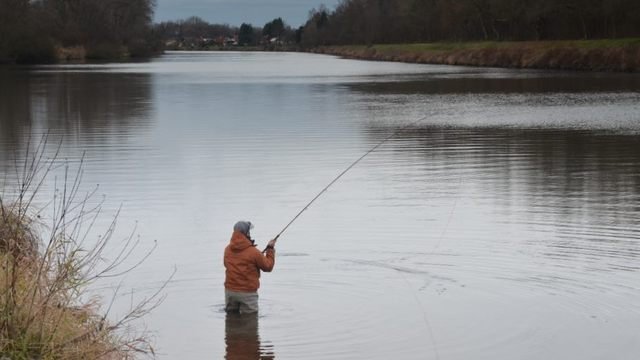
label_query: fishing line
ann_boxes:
[386,173,462,360]
[271,115,428,243]
[401,174,463,360]
[399,271,441,360]
[428,173,464,256]
[265,115,462,360]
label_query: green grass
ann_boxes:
[563,38,640,49]
[331,38,640,53]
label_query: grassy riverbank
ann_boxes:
[311,39,640,72]
[0,141,162,359]
[0,205,129,359]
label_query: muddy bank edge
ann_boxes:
[310,40,640,72]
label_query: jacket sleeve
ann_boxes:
[254,247,275,272]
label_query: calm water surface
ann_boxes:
[1,52,640,359]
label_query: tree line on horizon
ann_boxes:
[0,0,158,63]
[299,0,640,46]
[154,16,298,49]
[2,0,640,64]
[155,0,640,50]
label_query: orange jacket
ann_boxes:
[224,231,275,292]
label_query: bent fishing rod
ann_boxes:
[267,116,428,249]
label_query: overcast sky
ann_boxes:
[154,0,340,28]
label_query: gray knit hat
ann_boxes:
[233,221,254,236]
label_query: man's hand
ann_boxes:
[266,239,277,249]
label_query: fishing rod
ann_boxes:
[268,116,428,248]
[265,115,441,359]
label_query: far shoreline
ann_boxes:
[6,39,640,74]
[160,39,640,73]
[308,39,640,73]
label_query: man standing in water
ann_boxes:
[224,221,276,314]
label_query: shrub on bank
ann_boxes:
[86,43,129,61]
[0,138,165,359]
[0,204,136,359]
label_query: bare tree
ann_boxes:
[298,0,640,46]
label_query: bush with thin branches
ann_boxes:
[0,136,169,359]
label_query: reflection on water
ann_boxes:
[0,52,639,360]
[0,67,152,157]
[0,69,32,151]
[363,126,640,269]
[225,313,274,360]
[369,126,640,207]
[349,72,640,94]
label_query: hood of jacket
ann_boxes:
[228,231,254,252]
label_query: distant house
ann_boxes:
[225,36,238,47]
[268,37,284,46]
[214,36,225,46]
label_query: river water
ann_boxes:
[1,52,639,359]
